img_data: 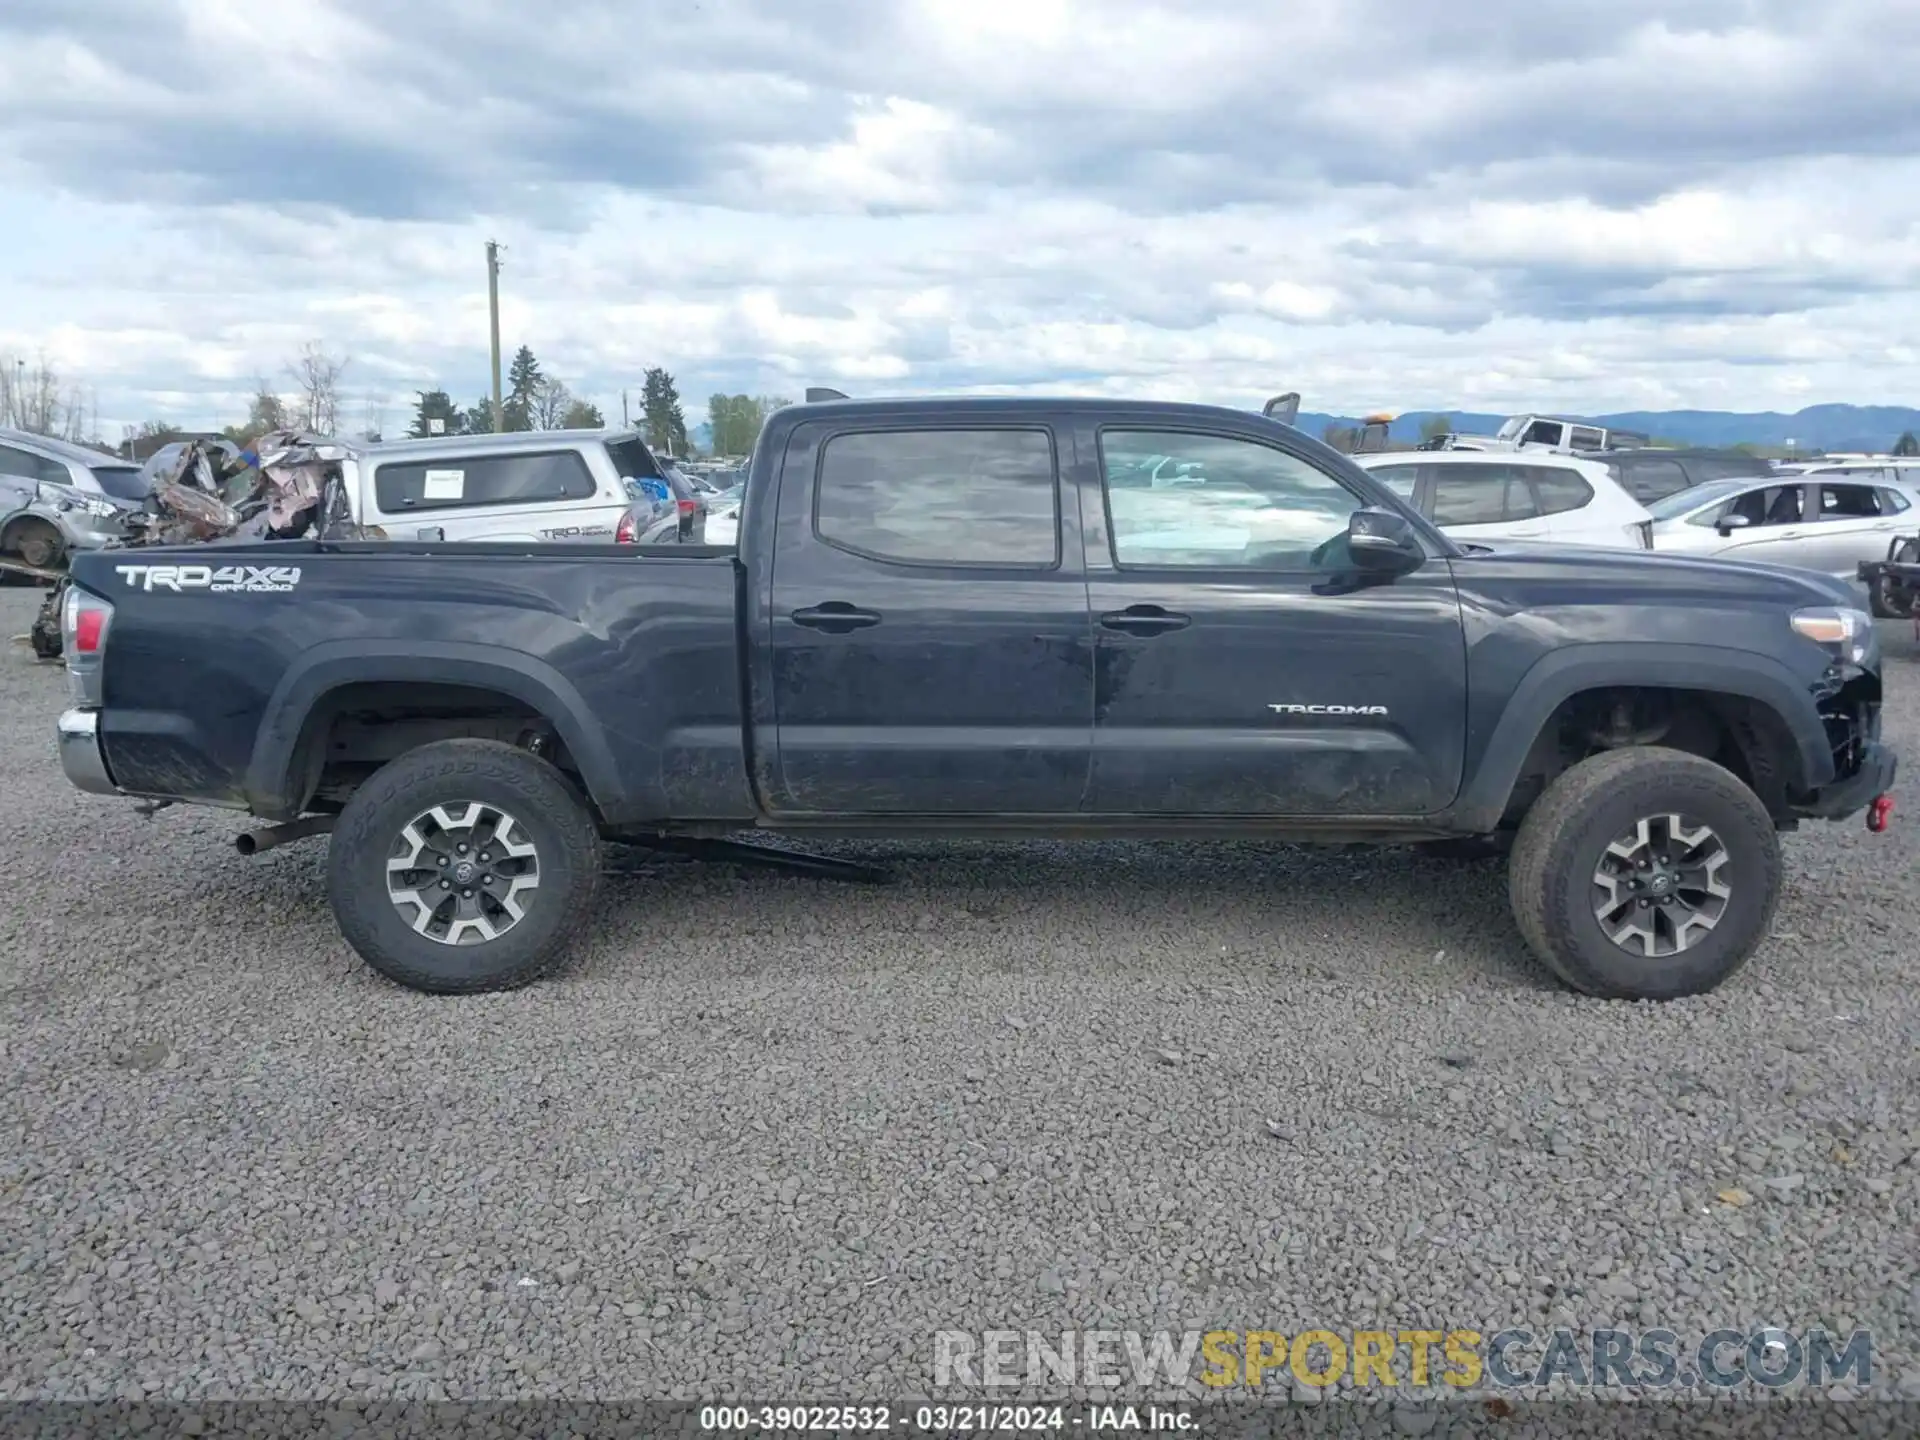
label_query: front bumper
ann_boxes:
[1791,739,1898,821]
[57,708,120,796]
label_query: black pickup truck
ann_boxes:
[55,396,1896,1000]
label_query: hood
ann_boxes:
[1449,538,1858,607]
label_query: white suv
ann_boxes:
[1355,451,1655,549]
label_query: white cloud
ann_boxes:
[6,0,1920,437]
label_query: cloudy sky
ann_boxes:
[5,0,1920,437]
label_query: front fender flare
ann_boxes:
[1450,641,1831,831]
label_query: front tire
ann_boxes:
[327,739,603,994]
[7,520,64,571]
[1508,746,1781,1000]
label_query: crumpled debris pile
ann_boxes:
[28,431,380,659]
[135,430,375,545]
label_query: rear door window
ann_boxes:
[817,428,1059,568]
[0,444,72,486]
[1430,464,1531,525]
[372,451,599,513]
[1816,483,1883,519]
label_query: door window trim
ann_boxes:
[808,423,1063,573]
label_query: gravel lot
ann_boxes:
[3,583,1918,1428]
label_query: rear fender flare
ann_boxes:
[246,640,625,821]
[1451,642,1830,831]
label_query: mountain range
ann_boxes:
[1296,403,1920,453]
[687,403,1920,455]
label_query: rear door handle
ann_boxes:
[791,602,881,633]
[1099,604,1191,635]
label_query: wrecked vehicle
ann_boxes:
[27,431,370,659]
[1,429,147,572]
[51,394,1897,1003]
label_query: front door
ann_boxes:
[765,420,1094,815]
[1080,424,1469,816]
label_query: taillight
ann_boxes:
[677,498,697,517]
[62,586,113,706]
[615,511,638,544]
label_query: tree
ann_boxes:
[287,342,349,434]
[531,377,572,431]
[224,381,291,446]
[1895,432,1919,457]
[561,398,604,429]
[409,389,461,438]
[1419,414,1452,443]
[121,420,189,462]
[459,395,496,436]
[1,352,92,441]
[641,367,689,455]
[503,345,543,432]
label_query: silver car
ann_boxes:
[1,428,147,569]
[1648,472,1918,609]
[341,429,666,543]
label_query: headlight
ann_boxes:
[1791,606,1875,665]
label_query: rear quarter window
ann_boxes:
[1527,466,1595,516]
[372,451,599,513]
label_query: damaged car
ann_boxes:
[1,429,146,572]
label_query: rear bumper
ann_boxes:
[1791,740,1897,821]
[57,708,120,796]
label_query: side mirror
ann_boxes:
[1716,513,1753,535]
[1346,507,1424,573]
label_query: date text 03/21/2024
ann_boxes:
[698,1404,1195,1433]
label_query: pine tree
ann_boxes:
[641,367,689,456]
[408,389,460,438]
[503,346,543,432]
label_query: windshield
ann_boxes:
[1495,417,1526,441]
[1646,479,1748,521]
[88,464,152,503]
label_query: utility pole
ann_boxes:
[486,240,505,433]
[622,389,629,428]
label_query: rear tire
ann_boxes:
[1508,746,1781,1000]
[327,739,602,994]
[1868,540,1918,619]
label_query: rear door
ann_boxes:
[1802,480,1908,578]
[1080,421,1467,816]
[1427,461,1549,540]
[764,417,1093,814]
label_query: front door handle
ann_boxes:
[791,601,881,633]
[1099,604,1191,635]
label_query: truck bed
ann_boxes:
[70,540,757,825]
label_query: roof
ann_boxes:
[1352,449,1611,475]
[776,394,1291,429]
[0,427,134,466]
[353,427,646,460]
